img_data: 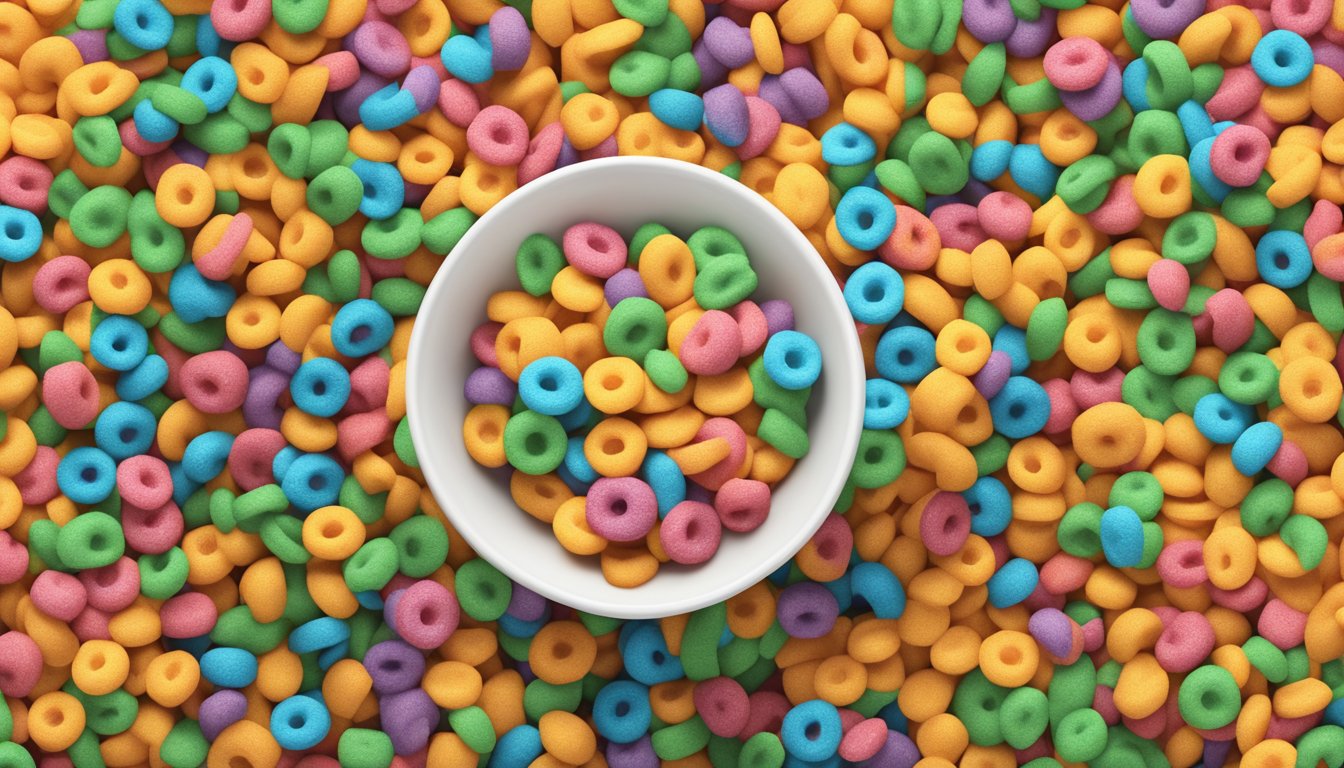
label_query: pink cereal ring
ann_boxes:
[210,0,271,42]
[119,118,171,157]
[314,52,362,92]
[14,446,59,506]
[32,255,92,314]
[679,310,743,376]
[160,591,219,639]
[0,631,43,697]
[878,206,940,270]
[519,122,563,185]
[693,677,750,738]
[727,301,769,357]
[71,606,113,642]
[1043,37,1110,92]
[0,532,29,584]
[0,156,53,214]
[1069,367,1123,408]
[43,361,100,430]
[117,454,174,510]
[466,105,530,167]
[1257,598,1308,650]
[1272,0,1331,36]
[1266,439,1308,486]
[1155,539,1207,589]
[918,491,971,556]
[1304,199,1343,250]
[470,322,504,367]
[196,212,253,281]
[80,557,141,613]
[838,718,888,763]
[1312,232,1344,282]
[976,191,1032,242]
[1209,125,1270,188]
[659,501,724,565]
[714,478,770,533]
[391,580,461,650]
[180,350,249,414]
[1041,377,1078,435]
[337,410,391,463]
[1204,65,1264,122]
[1038,552,1094,594]
[741,691,790,737]
[1202,288,1254,353]
[584,477,659,542]
[30,570,88,623]
[227,428,287,491]
[736,96,782,161]
[347,357,391,412]
[121,501,185,555]
[562,221,628,279]
[1147,258,1190,312]
[807,513,854,574]
[929,203,987,252]
[438,77,482,128]
[1154,611,1215,673]
[1085,174,1144,236]
[688,418,748,491]
[1207,575,1267,613]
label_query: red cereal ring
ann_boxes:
[694,677,750,737]
[30,570,88,623]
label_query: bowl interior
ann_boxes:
[408,158,863,619]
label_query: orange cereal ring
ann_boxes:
[1071,402,1145,467]
[463,405,510,468]
[70,639,130,696]
[584,356,646,414]
[27,691,85,752]
[976,630,1038,688]
[584,417,649,477]
[155,163,216,228]
[529,621,597,685]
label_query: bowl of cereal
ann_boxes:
[408,157,863,619]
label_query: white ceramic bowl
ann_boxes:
[408,157,863,619]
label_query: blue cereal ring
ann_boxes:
[1007,144,1060,200]
[116,354,169,401]
[0,205,42,263]
[331,299,395,357]
[272,446,300,484]
[1193,393,1255,444]
[280,453,344,512]
[1100,505,1144,568]
[200,647,258,688]
[649,89,705,132]
[835,187,898,252]
[592,680,652,744]
[90,315,150,372]
[640,450,686,518]
[987,557,1038,608]
[113,0,174,51]
[359,84,421,131]
[564,436,599,485]
[970,140,1013,182]
[849,561,905,619]
[93,402,158,462]
[992,325,1030,374]
[1255,230,1312,289]
[169,264,237,323]
[1251,30,1314,87]
[874,326,936,383]
[180,56,238,113]
[820,123,876,166]
[290,617,352,653]
[349,159,406,221]
[1231,421,1283,476]
[441,35,494,83]
[781,700,843,762]
[964,476,1011,537]
[843,262,905,324]
[989,376,1050,439]
[863,378,909,430]
[271,695,331,751]
[519,357,584,416]
[492,725,543,768]
[56,447,117,505]
[291,358,352,418]
[132,99,179,143]
[763,330,823,391]
[181,431,234,484]
[621,622,684,685]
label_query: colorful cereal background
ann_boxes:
[1,0,1344,765]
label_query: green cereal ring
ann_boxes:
[503,410,567,475]
[930,0,962,54]
[1221,185,1275,227]
[718,635,760,678]
[1056,155,1117,214]
[271,0,328,33]
[616,0,669,27]
[560,81,591,102]
[1108,471,1162,521]
[1280,514,1327,571]
[1086,100,1133,146]
[394,418,418,469]
[1127,110,1188,167]
[635,14,691,59]
[1009,0,1041,20]
[226,92,272,133]
[628,222,672,265]
[327,249,363,303]
[446,706,498,754]
[48,169,90,220]
[362,208,423,259]
[1284,645,1310,683]
[161,718,209,768]
[1142,41,1193,110]
[307,165,365,225]
[214,189,240,215]
[340,476,388,525]
[1057,502,1103,557]
[158,312,225,354]
[652,716,711,761]
[687,226,746,270]
[891,0,940,51]
[970,433,1010,476]
[829,160,875,193]
[1120,7,1153,57]
[1297,726,1344,768]
[1272,198,1312,234]
[268,123,312,180]
[604,297,668,360]
[344,538,400,592]
[662,52,701,92]
[338,728,394,768]
[211,606,289,654]
[68,728,105,767]
[1103,278,1157,310]
[498,631,532,662]
[1122,365,1177,420]
[1162,212,1215,266]
[681,602,726,680]
[1218,352,1277,404]
[178,487,209,529]
[455,558,512,621]
[305,120,351,177]
[1137,522,1163,568]
[1178,665,1240,729]
[609,51,672,97]
[0,691,10,740]
[962,294,1005,337]
[28,518,66,571]
[757,621,788,660]
[1025,297,1067,361]
[233,483,288,532]
[757,408,809,459]
[208,488,237,532]
[345,611,379,661]
[106,30,149,60]
[849,429,905,489]
[850,689,899,718]
[963,43,1006,107]
[371,278,426,316]
[887,115,931,163]
[28,406,67,447]
[77,688,138,735]
[999,687,1049,750]
[76,0,117,28]
[1190,61,1224,104]
[1173,375,1217,415]
[908,131,969,195]
[644,348,688,393]
[165,14,199,56]
[1039,0,1084,7]
[285,562,323,625]
[389,515,450,577]
[709,735,743,768]
[577,610,622,636]
[151,84,208,125]
[39,330,82,373]
[874,159,925,210]
[949,669,1008,746]
[1136,308,1194,376]
[1095,660,1121,689]
[129,189,186,273]
[582,673,606,703]
[70,185,132,248]
[421,207,478,255]
[833,478,855,513]
[182,112,251,154]
[524,680,582,721]
[140,391,174,420]
[515,233,566,296]
[693,252,758,310]
[57,512,124,569]
[1053,709,1108,763]
[1241,636,1288,683]
[738,732,785,768]
[73,115,123,167]
[139,548,190,599]
[261,515,310,564]
[1004,77,1062,115]
[1309,272,1344,333]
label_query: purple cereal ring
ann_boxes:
[704,83,750,148]
[578,134,618,161]
[375,0,417,13]
[117,454,174,510]
[704,16,755,69]
[607,736,658,768]
[1148,259,1190,312]
[1209,124,1269,188]
[688,418,749,492]
[692,39,730,91]
[713,477,770,533]
[727,300,768,356]
[0,156,53,214]
[1129,0,1205,41]
[1154,611,1214,673]
[181,350,250,414]
[776,581,839,639]
[778,68,829,121]
[736,96,781,160]
[43,361,99,430]
[1004,8,1057,58]
[199,690,249,741]
[919,491,971,556]
[1043,37,1109,92]
[363,640,426,695]
[122,501,185,555]
[678,310,743,376]
[391,580,460,649]
[66,29,109,63]
[210,0,271,42]
[243,366,288,429]
[1058,60,1122,122]
[467,104,530,166]
[506,583,547,622]
[757,74,804,125]
[1027,607,1084,664]
[30,570,88,623]
[348,21,412,78]
[381,688,438,755]
[604,268,648,306]
[32,255,91,314]
[465,365,517,406]
[519,122,563,185]
[562,221,627,279]
[403,65,441,113]
[760,299,795,335]
[961,0,1017,42]
[585,477,659,543]
[160,591,219,639]
[489,6,532,71]
[334,72,392,127]
[80,557,140,613]
[976,191,1032,242]
[693,677,750,738]
[659,501,723,565]
[972,350,1012,398]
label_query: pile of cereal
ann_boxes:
[1,0,1343,765]
[464,219,823,586]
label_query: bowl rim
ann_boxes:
[407,156,864,619]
